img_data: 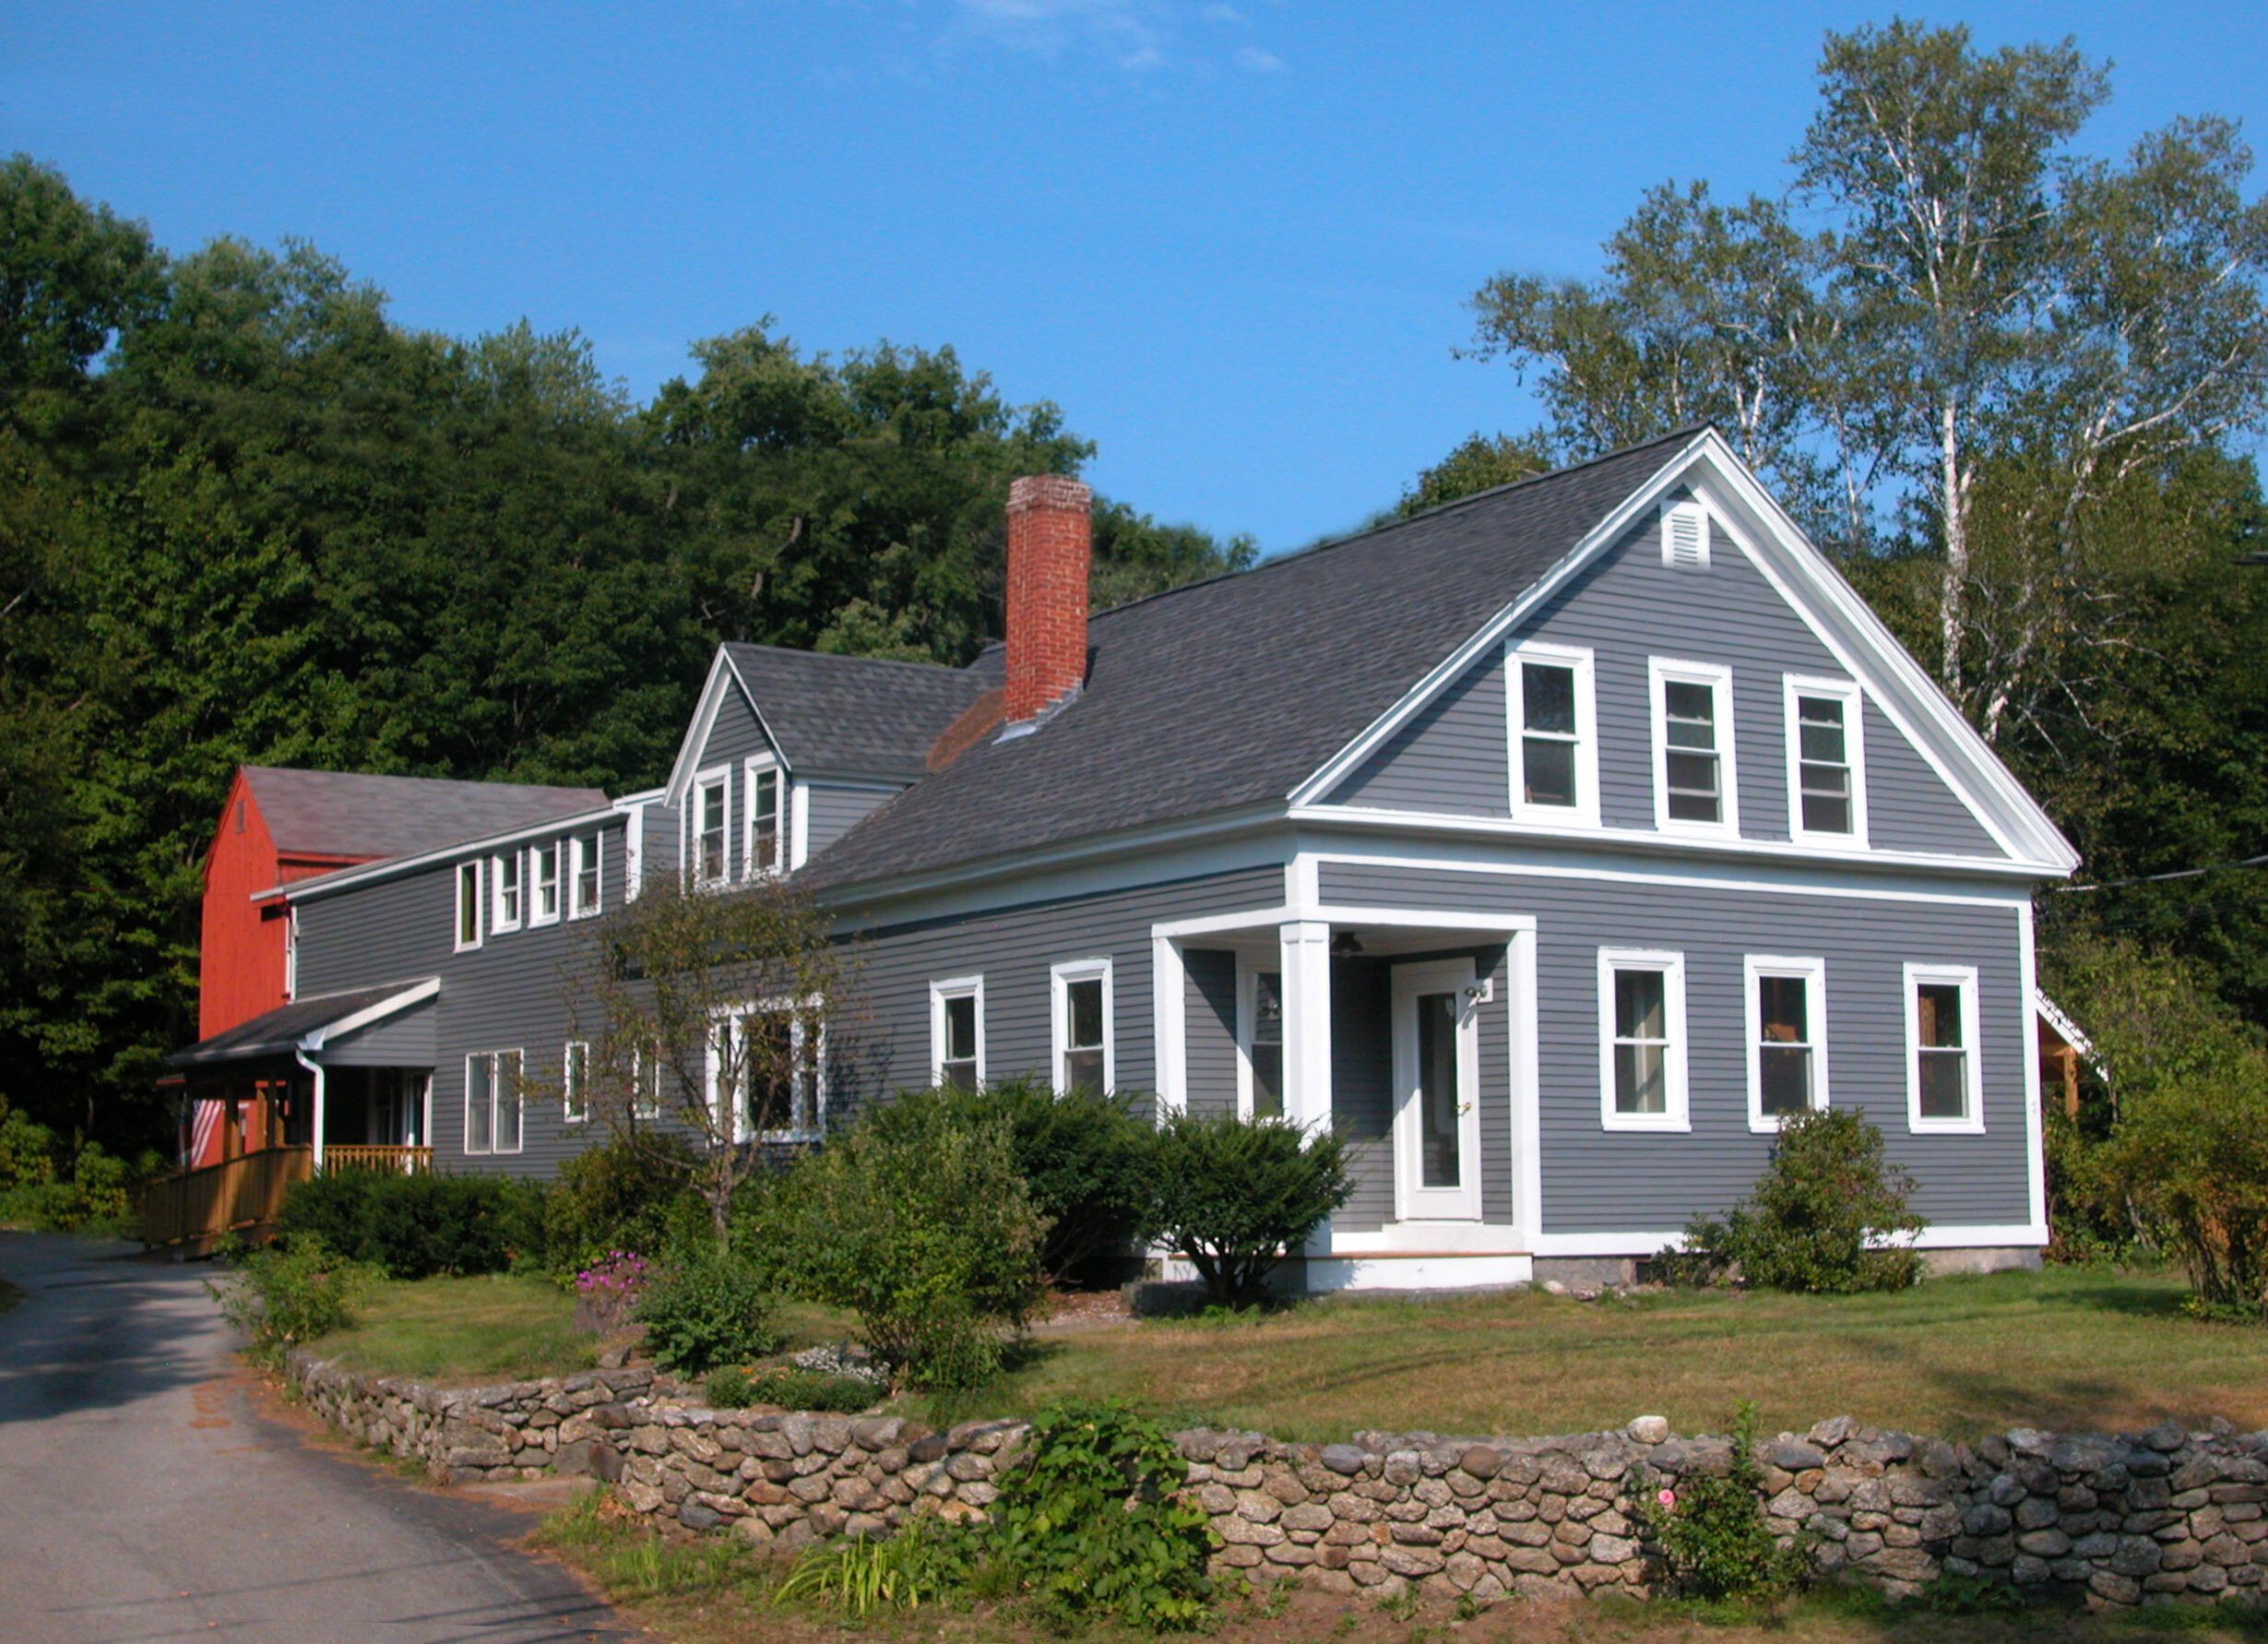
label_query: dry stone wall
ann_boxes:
[283,1351,2268,1610]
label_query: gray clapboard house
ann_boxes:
[194,427,2076,1287]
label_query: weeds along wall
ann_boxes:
[284,1350,2268,1611]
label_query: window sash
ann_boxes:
[1907,971,1980,1127]
[941,994,979,1090]
[564,1042,589,1124]
[570,834,602,917]
[1754,971,1818,1119]
[493,852,523,929]
[533,842,561,921]
[456,861,482,948]
[749,768,780,876]
[1797,696,1854,834]
[1250,969,1284,1120]
[1610,970,1670,1115]
[696,778,729,882]
[1054,963,1112,1095]
[1520,662,1580,808]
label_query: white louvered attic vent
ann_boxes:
[1662,500,1711,569]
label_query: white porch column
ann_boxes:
[1151,935,1188,1116]
[1278,921,1333,1131]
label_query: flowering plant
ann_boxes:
[575,1249,653,1301]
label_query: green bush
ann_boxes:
[206,1234,379,1362]
[1637,1402,1804,1601]
[0,1103,157,1235]
[1140,1112,1353,1307]
[543,1132,707,1269]
[705,1364,880,1412]
[1680,1108,1924,1293]
[751,1114,1046,1390]
[870,1078,1153,1281]
[633,1255,781,1375]
[277,1170,545,1278]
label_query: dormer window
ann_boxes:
[692,768,730,886]
[492,850,524,932]
[530,841,562,925]
[744,761,785,878]
[569,833,603,918]
[1661,499,1711,569]
[455,860,483,951]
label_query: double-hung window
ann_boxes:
[1745,956,1827,1130]
[1784,675,1868,846]
[569,834,603,918]
[1506,641,1599,827]
[563,1041,590,1125]
[1051,959,1113,1094]
[1906,964,1984,1132]
[1240,959,1285,1120]
[464,1049,524,1154]
[714,1004,824,1141]
[931,977,984,1090]
[1650,659,1739,834]
[455,860,483,951]
[491,851,525,932]
[530,841,562,925]
[692,768,730,886]
[1597,948,1689,1131]
[744,761,785,878]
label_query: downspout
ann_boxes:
[295,1044,327,1173]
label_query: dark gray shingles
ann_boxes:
[803,431,1694,892]
[166,983,429,1066]
[245,768,610,861]
[719,646,994,780]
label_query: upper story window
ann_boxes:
[1785,675,1868,847]
[1746,955,1827,1131]
[530,840,562,925]
[1650,659,1740,835]
[455,860,483,951]
[1597,947,1689,1132]
[569,833,603,919]
[464,1048,524,1155]
[1052,959,1113,1094]
[931,976,984,1090]
[1506,641,1599,828]
[692,768,730,886]
[491,850,525,932]
[744,761,785,878]
[1906,963,1984,1133]
[1239,958,1286,1120]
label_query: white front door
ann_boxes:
[1391,959,1482,1221]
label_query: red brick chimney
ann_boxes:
[1004,474,1092,724]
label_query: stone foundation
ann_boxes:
[281,1350,2268,1610]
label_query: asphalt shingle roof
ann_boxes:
[802,431,1694,893]
[720,645,994,780]
[244,768,610,862]
[165,983,431,1068]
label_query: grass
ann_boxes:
[528,1492,2268,1644]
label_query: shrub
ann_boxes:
[632,1255,781,1376]
[752,1114,1047,1389]
[543,1133,707,1270]
[206,1234,378,1362]
[277,1170,544,1278]
[1680,1107,1924,1293]
[0,1103,158,1235]
[1637,1402,1803,1601]
[1140,1112,1353,1307]
[705,1364,879,1412]
[869,1078,1154,1281]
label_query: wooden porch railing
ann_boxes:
[138,1146,313,1252]
[319,1145,433,1175]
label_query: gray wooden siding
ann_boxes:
[704,682,780,771]
[1322,510,2005,859]
[840,867,1286,1128]
[1182,948,1239,1116]
[293,810,647,1180]
[319,1003,436,1068]
[1317,860,2033,1236]
[807,783,902,861]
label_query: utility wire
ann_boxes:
[2056,853,2268,893]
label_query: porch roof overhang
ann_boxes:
[164,980,440,1075]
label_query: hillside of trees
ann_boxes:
[0,159,1254,1147]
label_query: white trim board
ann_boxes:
[1528,1223,2048,1257]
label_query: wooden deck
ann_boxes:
[137,1145,433,1250]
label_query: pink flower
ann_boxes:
[1656,1488,1676,1509]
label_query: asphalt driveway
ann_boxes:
[0,1232,645,1644]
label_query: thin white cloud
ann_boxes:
[1233,45,1286,73]
[943,0,1283,77]
[1200,4,1246,22]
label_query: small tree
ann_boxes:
[1683,1107,1925,1293]
[1141,1113,1354,1307]
[568,876,857,1253]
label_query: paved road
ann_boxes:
[0,1232,645,1644]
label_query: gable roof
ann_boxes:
[801,430,1699,893]
[165,979,437,1068]
[243,767,610,862]
[719,644,995,780]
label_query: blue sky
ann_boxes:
[6,3,2265,553]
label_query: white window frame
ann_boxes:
[630,1046,662,1122]
[1236,951,1288,1121]
[569,833,603,919]
[282,907,300,1001]
[1905,962,1985,1135]
[529,840,563,926]
[690,765,730,888]
[1051,958,1115,1095]
[1505,640,1600,828]
[742,756,787,880]
[1649,657,1740,837]
[930,975,986,1090]
[1744,954,1828,1133]
[490,850,525,933]
[1597,947,1690,1133]
[463,1048,524,1155]
[710,1000,825,1143]
[1783,673,1870,849]
[454,859,483,952]
[563,1040,590,1125]
[1661,497,1712,569]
